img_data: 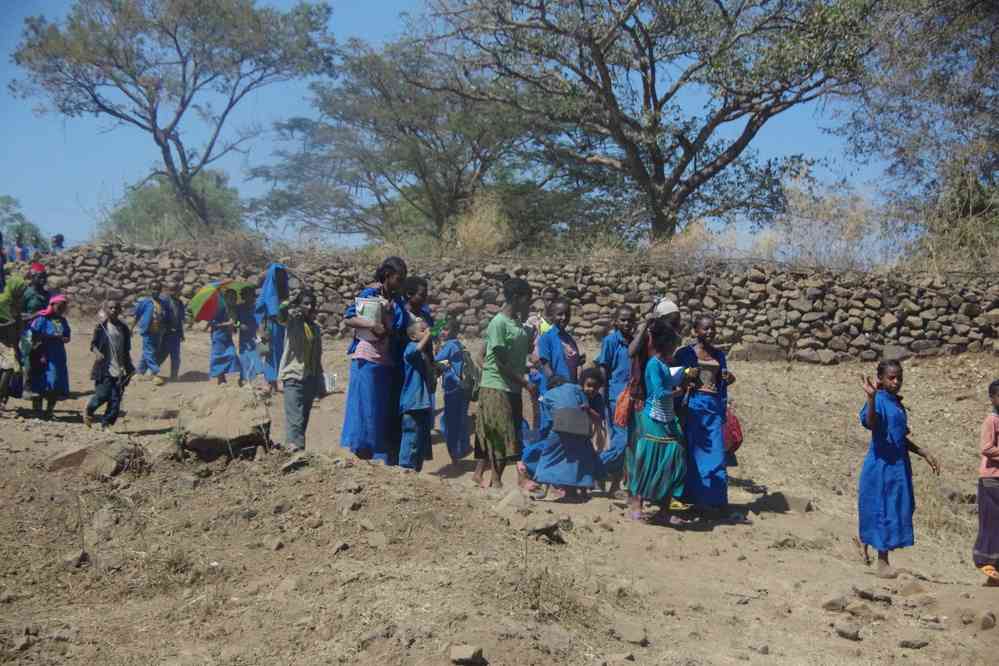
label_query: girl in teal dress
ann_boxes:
[627,320,692,525]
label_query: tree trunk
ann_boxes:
[648,196,677,241]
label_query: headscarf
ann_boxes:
[653,298,679,318]
[28,262,46,276]
[36,294,68,318]
[255,263,289,325]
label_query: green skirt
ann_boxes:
[626,412,685,503]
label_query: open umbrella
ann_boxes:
[188,280,254,322]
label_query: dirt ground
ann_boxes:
[2,320,999,665]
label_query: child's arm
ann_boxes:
[628,320,650,358]
[981,416,999,460]
[861,376,878,430]
[905,438,940,475]
[415,327,433,353]
[494,345,537,397]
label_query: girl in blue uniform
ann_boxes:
[341,257,409,464]
[27,294,71,418]
[676,315,735,513]
[435,319,471,462]
[858,360,940,578]
[209,289,243,385]
[255,264,290,392]
[597,305,637,491]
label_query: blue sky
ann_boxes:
[0,0,877,246]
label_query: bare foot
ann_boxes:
[852,537,871,566]
[876,559,898,579]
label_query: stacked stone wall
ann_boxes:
[13,243,998,363]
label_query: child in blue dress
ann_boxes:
[399,319,435,472]
[597,305,637,494]
[536,298,584,432]
[27,294,71,419]
[435,319,471,462]
[529,369,606,501]
[858,360,940,578]
[209,289,243,386]
[675,314,736,514]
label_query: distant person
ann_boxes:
[341,256,409,464]
[85,301,134,430]
[857,361,940,578]
[472,277,536,489]
[676,314,737,517]
[22,263,50,315]
[525,285,559,338]
[399,318,435,472]
[133,285,167,385]
[26,294,71,419]
[278,289,325,454]
[0,273,28,408]
[236,284,263,382]
[404,276,436,430]
[974,379,999,585]
[160,284,185,381]
[210,289,243,386]
[596,305,637,495]
[11,236,30,263]
[435,318,471,462]
[50,234,65,254]
[255,264,290,393]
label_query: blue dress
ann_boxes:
[254,264,288,384]
[237,303,262,381]
[531,383,600,489]
[399,340,433,471]
[209,303,242,379]
[435,338,471,460]
[28,316,70,397]
[340,286,410,465]
[536,326,580,432]
[675,345,730,507]
[596,329,631,473]
[133,296,164,375]
[858,391,915,552]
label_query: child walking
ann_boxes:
[597,305,637,494]
[535,298,584,433]
[85,301,134,429]
[399,318,435,472]
[973,379,999,584]
[278,290,325,454]
[858,360,940,578]
[435,319,471,462]
[26,294,71,419]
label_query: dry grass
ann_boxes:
[454,192,514,255]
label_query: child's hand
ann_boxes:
[861,375,878,398]
[370,322,387,337]
[923,451,941,476]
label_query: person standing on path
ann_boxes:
[472,277,537,489]
[255,263,290,393]
[160,285,186,381]
[22,263,50,316]
[857,360,940,578]
[133,285,168,385]
[278,289,325,453]
[435,319,472,462]
[209,289,243,386]
[341,257,410,465]
[26,294,71,419]
[84,301,134,429]
[973,379,999,585]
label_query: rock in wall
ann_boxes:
[10,244,998,364]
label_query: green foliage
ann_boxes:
[0,195,49,250]
[249,37,528,240]
[427,0,877,238]
[100,171,244,245]
[11,0,332,229]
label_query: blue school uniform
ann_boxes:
[237,302,262,381]
[255,264,288,384]
[28,315,70,397]
[340,287,410,465]
[675,345,730,507]
[596,329,631,473]
[209,303,242,379]
[536,326,580,432]
[160,296,185,379]
[133,296,165,375]
[531,383,600,489]
[858,391,915,552]
[399,340,433,471]
[435,338,471,460]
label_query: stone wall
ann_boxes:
[14,243,999,363]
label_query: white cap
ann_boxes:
[653,298,679,317]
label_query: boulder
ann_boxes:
[175,385,271,459]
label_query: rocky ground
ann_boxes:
[2,321,999,665]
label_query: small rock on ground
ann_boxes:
[980,611,996,630]
[450,644,486,665]
[822,596,848,612]
[835,621,862,641]
[899,638,929,650]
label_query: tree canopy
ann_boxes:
[11,0,332,234]
[0,196,49,251]
[100,170,243,245]
[425,0,875,239]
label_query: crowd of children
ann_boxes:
[0,255,997,582]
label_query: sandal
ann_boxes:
[981,565,999,580]
[628,511,646,522]
[530,485,549,501]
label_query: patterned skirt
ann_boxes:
[474,387,523,465]
[627,412,686,504]
[974,478,999,568]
